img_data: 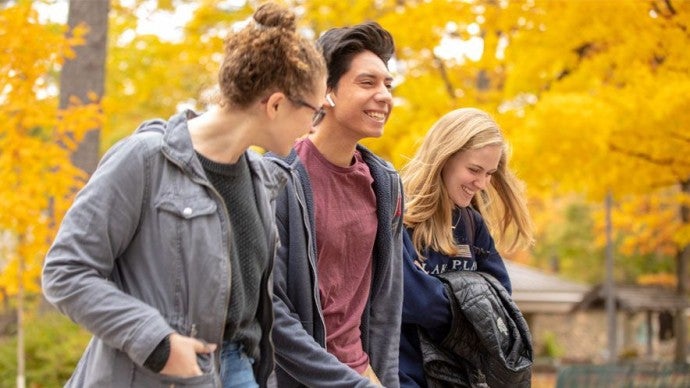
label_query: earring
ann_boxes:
[326,94,335,107]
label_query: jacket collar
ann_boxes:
[157,110,207,180]
[246,150,287,199]
[156,110,286,196]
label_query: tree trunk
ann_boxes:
[59,0,109,176]
[675,179,690,363]
[23,1,109,384]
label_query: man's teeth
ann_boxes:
[366,112,385,120]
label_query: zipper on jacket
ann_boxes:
[291,167,329,347]
[198,181,233,345]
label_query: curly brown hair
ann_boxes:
[218,2,326,108]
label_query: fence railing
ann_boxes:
[556,363,690,388]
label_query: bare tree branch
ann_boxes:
[433,54,457,99]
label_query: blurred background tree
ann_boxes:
[97,0,689,290]
[0,1,103,386]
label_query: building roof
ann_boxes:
[505,260,590,314]
[573,283,688,313]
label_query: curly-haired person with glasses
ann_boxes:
[42,3,326,387]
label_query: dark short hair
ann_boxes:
[316,21,395,90]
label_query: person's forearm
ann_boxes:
[272,297,376,387]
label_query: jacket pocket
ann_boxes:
[131,363,219,387]
[152,191,221,316]
[155,193,217,219]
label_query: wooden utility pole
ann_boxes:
[605,191,617,362]
[675,180,690,364]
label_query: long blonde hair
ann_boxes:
[402,108,533,257]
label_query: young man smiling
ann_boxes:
[265,22,404,387]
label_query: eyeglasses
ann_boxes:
[293,99,326,127]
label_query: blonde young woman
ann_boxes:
[398,107,533,387]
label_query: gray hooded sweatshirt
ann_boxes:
[264,147,404,388]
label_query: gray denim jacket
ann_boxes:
[42,111,284,387]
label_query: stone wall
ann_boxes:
[528,311,681,363]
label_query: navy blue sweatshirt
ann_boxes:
[399,207,511,388]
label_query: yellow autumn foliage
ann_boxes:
[0,1,103,298]
[502,1,690,269]
[102,0,689,281]
[2,0,688,293]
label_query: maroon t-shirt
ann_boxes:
[295,138,377,373]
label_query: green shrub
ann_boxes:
[0,310,90,387]
[540,330,564,359]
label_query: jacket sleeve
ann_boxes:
[402,230,452,332]
[270,175,377,388]
[41,135,173,366]
[473,210,512,294]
